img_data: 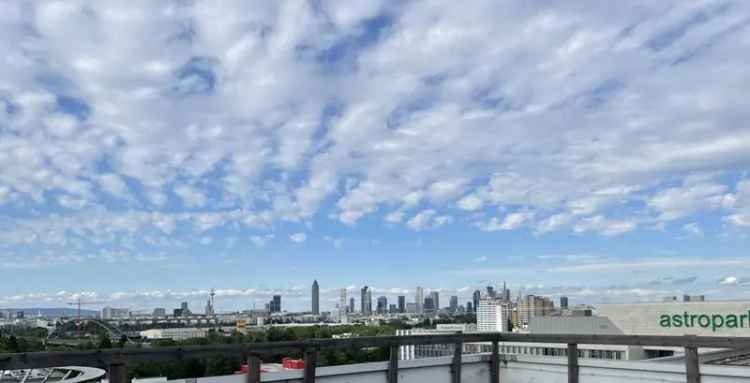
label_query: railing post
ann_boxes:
[246,355,261,383]
[304,347,318,383]
[490,339,499,383]
[452,340,462,383]
[567,343,579,383]
[685,346,701,383]
[388,344,399,383]
[108,362,127,383]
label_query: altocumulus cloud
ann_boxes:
[0,1,749,295]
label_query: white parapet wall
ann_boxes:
[175,353,750,383]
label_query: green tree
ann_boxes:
[98,336,113,349]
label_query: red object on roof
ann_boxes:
[234,364,271,374]
[282,357,305,369]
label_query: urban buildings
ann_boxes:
[339,288,347,313]
[349,298,355,313]
[398,295,406,313]
[180,301,191,315]
[415,286,424,314]
[477,297,512,332]
[430,291,440,311]
[360,286,372,315]
[312,280,319,315]
[153,308,166,317]
[101,307,129,320]
[449,296,458,313]
[268,295,281,313]
[376,296,388,314]
[473,290,481,313]
[560,296,569,310]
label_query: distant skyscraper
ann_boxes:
[361,286,372,315]
[269,295,281,313]
[377,296,388,314]
[153,308,166,317]
[416,286,424,314]
[340,288,348,313]
[398,296,406,313]
[560,296,569,310]
[312,280,320,315]
[473,290,481,313]
[449,296,459,313]
[423,296,435,312]
[430,291,440,310]
[349,297,355,313]
[486,286,496,298]
[180,301,191,315]
[466,302,473,312]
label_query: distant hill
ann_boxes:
[1,308,99,317]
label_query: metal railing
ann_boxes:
[2,333,749,383]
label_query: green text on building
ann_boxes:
[659,312,750,331]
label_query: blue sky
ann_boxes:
[1,0,750,312]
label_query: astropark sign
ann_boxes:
[659,311,750,332]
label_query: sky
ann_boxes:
[1,0,750,313]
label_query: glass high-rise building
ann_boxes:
[377,296,388,314]
[472,290,481,312]
[361,286,372,315]
[398,296,406,313]
[312,280,320,315]
[415,286,424,314]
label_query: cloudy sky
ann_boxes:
[1,0,750,312]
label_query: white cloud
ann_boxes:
[97,174,130,199]
[573,215,636,236]
[457,194,483,211]
[719,276,738,285]
[290,232,307,243]
[174,185,208,208]
[477,211,535,232]
[406,209,453,230]
[472,256,488,263]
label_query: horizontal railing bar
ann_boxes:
[2,333,749,370]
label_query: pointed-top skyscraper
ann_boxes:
[312,280,320,315]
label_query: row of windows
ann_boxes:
[499,345,623,360]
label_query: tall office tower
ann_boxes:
[340,288,348,313]
[423,297,435,312]
[366,289,373,314]
[466,302,473,312]
[560,296,569,310]
[312,280,320,315]
[477,298,512,332]
[269,295,281,313]
[416,286,424,314]
[449,296,459,313]
[473,290,481,312]
[503,281,511,301]
[398,296,406,313]
[180,301,191,315]
[153,308,166,317]
[430,291,440,310]
[486,286,496,298]
[377,296,388,314]
[349,298,355,313]
[361,286,372,315]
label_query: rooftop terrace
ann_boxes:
[2,333,749,383]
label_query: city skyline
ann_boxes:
[1,1,750,307]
